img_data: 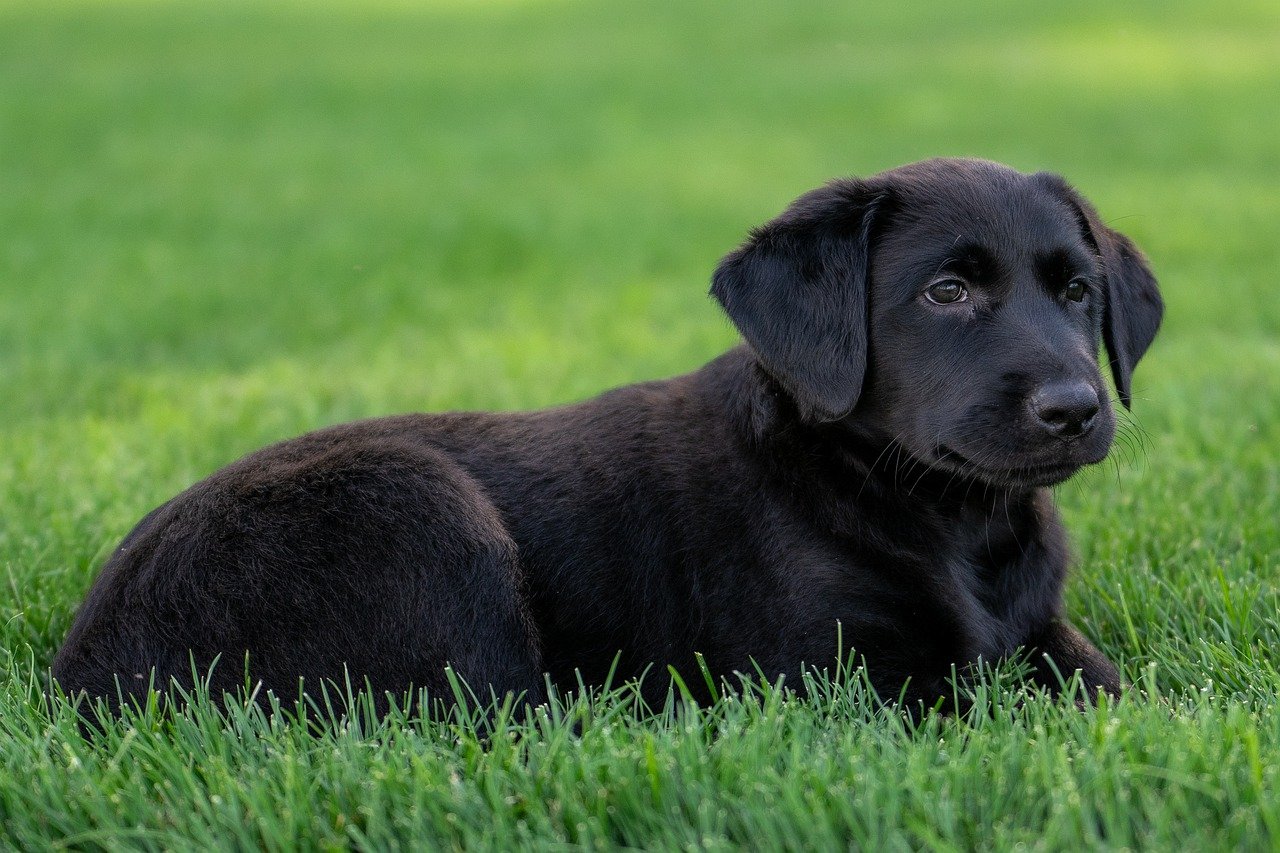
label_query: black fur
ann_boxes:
[51,158,1163,716]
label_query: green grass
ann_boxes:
[2,0,1278,847]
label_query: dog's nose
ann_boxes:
[1029,381,1100,438]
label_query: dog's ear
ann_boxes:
[1097,227,1163,408]
[711,180,886,421]
[1036,174,1164,408]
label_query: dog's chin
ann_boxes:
[929,444,1105,488]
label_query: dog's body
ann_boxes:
[52,159,1163,713]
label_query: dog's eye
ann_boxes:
[925,278,968,305]
[1064,279,1088,302]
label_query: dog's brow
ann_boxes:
[933,241,998,281]
[1035,247,1096,284]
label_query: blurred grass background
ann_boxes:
[1,0,1278,847]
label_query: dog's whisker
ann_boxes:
[854,432,910,501]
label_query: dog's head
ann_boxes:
[712,158,1163,487]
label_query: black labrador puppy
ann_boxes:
[52,158,1162,715]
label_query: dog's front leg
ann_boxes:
[1025,619,1123,702]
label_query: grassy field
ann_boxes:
[2,0,1279,848]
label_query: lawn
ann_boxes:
[2,0,1278,848]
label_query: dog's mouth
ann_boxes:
[932,444,1089,487]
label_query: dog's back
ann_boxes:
[51,351,754,711]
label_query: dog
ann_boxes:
[51,158,1163,716]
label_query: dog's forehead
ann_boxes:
[874,160,1084,264]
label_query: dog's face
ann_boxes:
[712,158,1163,488]
[857,162,1119,486]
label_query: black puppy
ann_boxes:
[52,158,1162,715]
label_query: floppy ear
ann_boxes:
[1096,226,1163,408]
[1036,174,1164,408]
[711,180,886,421]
